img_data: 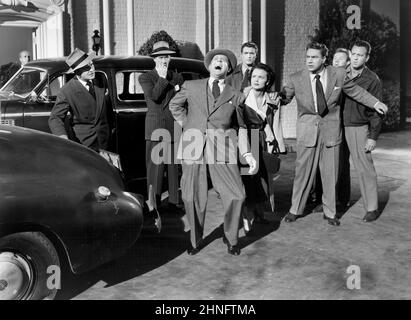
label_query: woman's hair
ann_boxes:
[250,63,276,91]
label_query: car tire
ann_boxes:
[0,232,60,300]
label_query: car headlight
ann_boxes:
[96,186,111,201]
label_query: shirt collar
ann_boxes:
[349,66,367,79]
[242,64,252,75]
[310,67,327,82]
[209,77,225,85]
[77,77,88,87]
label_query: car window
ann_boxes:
[116,71,146,102]
[2,67,46,96]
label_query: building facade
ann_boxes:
[0,0,406,137]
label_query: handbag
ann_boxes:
[262,151,281,174]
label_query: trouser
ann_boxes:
[146,140,180,211]
[309,135,351,206]
[345,125,378,212]
[290,133,340,219]
[181,162,245,247]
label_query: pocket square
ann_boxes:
[333,87,341,91]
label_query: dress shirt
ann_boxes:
[208,77,225,93]
[309,68,327,113]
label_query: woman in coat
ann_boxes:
[241,63,281,233]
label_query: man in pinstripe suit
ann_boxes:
[139,41,185,227]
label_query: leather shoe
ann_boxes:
[187,246,201,256]
[323,215,341,226]
[222,236,241,256]
[187,240,203,255]
[363,210,380,222]
[284,212,298,223]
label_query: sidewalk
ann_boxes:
[68,127,411,300]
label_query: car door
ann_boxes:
[23,74,65,133]
[110,69,149,191]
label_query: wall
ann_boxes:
[281,0,320,138]
[134,0,197,55]
[0,27,32,65]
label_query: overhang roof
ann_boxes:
[0,0,65,27]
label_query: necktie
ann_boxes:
[315,74,328,117]
[241,68,250,91]
[212,79,220,100]
[86,80,96,99]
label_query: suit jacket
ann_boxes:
[49,78,109,151]
[226,64,247,91]
[139,69,184,142]
[281,65,379,148]
[169,79,249,163]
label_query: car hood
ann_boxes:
[0,125,125,191]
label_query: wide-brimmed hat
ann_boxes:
[150,41,176,57]
[204,48,237,74]
[65,48,96,74]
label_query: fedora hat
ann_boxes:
[204,48,237,74]
[150,41,176,57]
[65,48,96,74]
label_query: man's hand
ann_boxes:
[364,139,377,153]
[244,154,258,175]
[157,65,168,78]
[374,101,388,115]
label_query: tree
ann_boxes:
[312,0,399,79]
[312,0,401,129]
[138,30,181,57]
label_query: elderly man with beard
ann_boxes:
[169,48,257,256]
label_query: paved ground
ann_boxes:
[58,126,411,300]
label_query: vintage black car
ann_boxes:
[0,124,144,300]
[0,56,209,190]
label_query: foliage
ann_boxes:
[381,80,401,130]
[137,30,181,57]
[312,0,401,129]
[312,0,400,79]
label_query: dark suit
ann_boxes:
[226,64,248,91]
[281,66,379,219]
[49,78,109,152]
[169,79,249,247]
[139,69,184,209]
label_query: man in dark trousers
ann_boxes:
[169,48,257,256]
[49,48,109,152]
[343,40,383,222]
[226,42,258,92]
[280,42,388,227]
[139,41,185,226]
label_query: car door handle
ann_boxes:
[115,108,147,114]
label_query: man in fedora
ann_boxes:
[169,48,258,256]
[49,48,110,152]
[138,41,185,228]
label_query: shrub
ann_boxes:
[138,30,181,57]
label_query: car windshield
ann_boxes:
[1,67,46,97]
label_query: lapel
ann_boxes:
[208,82,236,118]
[301,69,316,113]
[193,79,210,117]
[325,66,337,102]
[94,86,104,122]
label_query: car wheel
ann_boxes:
[0,232,60,300]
